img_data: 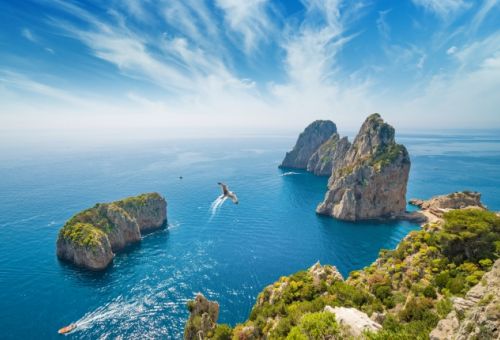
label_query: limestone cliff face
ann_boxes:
[56,193,167,270]
[307,135,351,176]
[430,259,500,340]
[317,114,410,221]
[56,226,114,270]
[280,120,337,170]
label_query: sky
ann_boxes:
[1,0,499,138]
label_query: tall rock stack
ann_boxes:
[280,120,338,172]
[316,114,410,221]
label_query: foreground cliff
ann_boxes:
[280,120,338,174]
[184,193,499,339]
[57,193,167,270]
[317,114,410,221]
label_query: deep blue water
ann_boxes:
[0,132,499,339]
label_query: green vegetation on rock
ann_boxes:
[59,222,105,247]
[115,192,161,209]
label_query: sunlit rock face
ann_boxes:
[280,120,338,170]
[317,114,410,221]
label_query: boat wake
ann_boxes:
[209,195,228,219]
[280,171,301,176]
[69,297,142,333]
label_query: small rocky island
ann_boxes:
[56,193,167,270]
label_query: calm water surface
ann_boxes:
[0,132,499,339]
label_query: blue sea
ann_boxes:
[0,131,499,339]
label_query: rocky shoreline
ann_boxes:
[56,193,167,270]
[183,191,499,339]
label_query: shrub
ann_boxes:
[434,271,450,289]
[212,324,232,340]
[447,276,465,295]
[440,209,500,263]
[436,298,453,318]
[286,312,339,339]
[423,286,437,299]
[399,297,435,322]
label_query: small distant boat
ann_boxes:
[58,324,76,335]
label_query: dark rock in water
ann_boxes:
[184,293,220,340]
[56,193,167,270]
[317,114,410,221]
[280,120,337,170]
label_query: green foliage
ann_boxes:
[436,298,453,318]
[447,276,465,294]
[211,324,232,340]
[286,312,339,340]
[59,222,104,247]
[399,297,437,323]
[370,143,407,170]
[440,209,500,263]
[423,286,437,299]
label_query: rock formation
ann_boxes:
[307,135,351,176]
[184,293,220,340]
[324,306,382,337]
[410,191,485,215]
[317,113,410,221]
[408,191,486,224]
[430,258,500,340]
[309,261,344,285]
[280,120,337,171]
[56,193,167,270]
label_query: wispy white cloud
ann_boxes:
[411,0,470,18]
[215,0,275,52]
[47,2,248,95]
[376,9,391,40]
[470,0,499,32]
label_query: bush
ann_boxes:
[434,271,450,289]
[447,276,465,294]
[286,312,339,339]
[440,209,500,263]
[212,324,232,340]
[423,286,437,299]
[399,297,435,322]
[436,298,453,318]
[374,285,392,300]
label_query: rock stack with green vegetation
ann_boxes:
[280,120,339,175]
[56,193,167,270]
[184,293,231,340]
[317,113,410,221]
[184,194,499,339]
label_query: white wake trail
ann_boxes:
[70,298,142,333]
[280,171,301,176]
[210,195,227,219]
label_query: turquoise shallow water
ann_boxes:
[0,132,499,339]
